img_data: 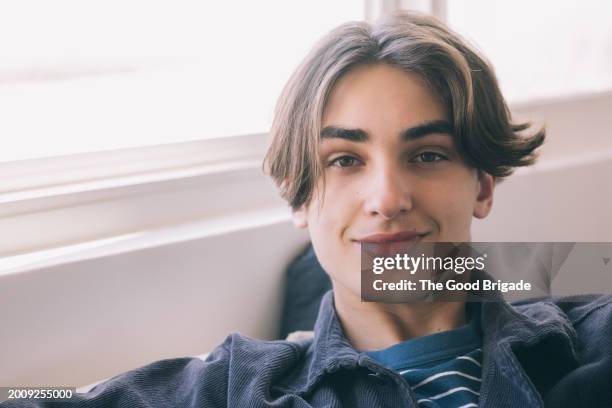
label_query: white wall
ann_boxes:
[474,91,612,241]
[0,213,308,387]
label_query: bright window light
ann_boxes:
[446,0,612,104]
[0,1,364,162]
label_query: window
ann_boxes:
[445,0,612,104]
[0,1,364,162]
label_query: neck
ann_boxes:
[332,283,467,351]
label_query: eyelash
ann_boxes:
[329,155,361,168]
[328,151,449,168]
[414,151,449,164]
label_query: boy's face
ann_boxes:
[292,63,494,297]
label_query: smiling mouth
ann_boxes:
[354,231,429,257]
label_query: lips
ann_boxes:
[357,230,426,243]
[355,230,429,257]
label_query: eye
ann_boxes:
[329,155,361,168]
[412,151,448,163]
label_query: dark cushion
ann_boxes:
[279,244,332,339]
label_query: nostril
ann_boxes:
[363,175,412,219]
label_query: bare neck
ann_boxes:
[332,284,467,351]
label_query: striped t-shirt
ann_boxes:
[365,303,482,408]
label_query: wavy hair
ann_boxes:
[263,11,545,210]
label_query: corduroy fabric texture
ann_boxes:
[2,292,612,407]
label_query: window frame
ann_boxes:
[0,132,291,261]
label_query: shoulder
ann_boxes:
[210,332,314,380]
[206,333,314,404]
[82,334,311,408]
[511,293,612,322]
[525,295,612,407]
[552,294,612,353]
[550,294,612,323]
[218,332,309,363]
[518,293,612,328]
[508,295,612,406]
[66,352,233,407]
[512,294,612,353]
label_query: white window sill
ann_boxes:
[0,132,287,258]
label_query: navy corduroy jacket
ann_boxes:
[2,291,612,407]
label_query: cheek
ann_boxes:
[312,177,361,229]
[421,175,477,234]
[306,182,361,277]
[307,197,349,244]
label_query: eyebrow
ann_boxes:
[320,120,454,142]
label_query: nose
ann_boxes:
[363,164,412,220]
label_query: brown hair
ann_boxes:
[263,11,545,210]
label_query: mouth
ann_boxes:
[353,231,430,257]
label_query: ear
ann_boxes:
[473,171,495,219]
[291,204,308,229]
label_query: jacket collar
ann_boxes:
[301,291,361,392]
[301,287,579,397]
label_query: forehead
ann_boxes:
[321,63,447,133]
[320,64,452,149]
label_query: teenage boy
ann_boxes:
[2,11,611,408]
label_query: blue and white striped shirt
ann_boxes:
[365,303,482,407]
